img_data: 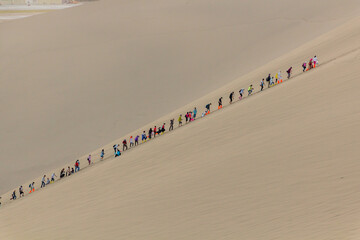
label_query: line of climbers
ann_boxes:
[2,56,319,206]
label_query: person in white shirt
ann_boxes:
[51,173,57,183]
[41,175,46,188]
[130,137,134,147]
[313,55,318,67]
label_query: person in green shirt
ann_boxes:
[248,85,254,96]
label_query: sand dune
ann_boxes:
[1,0,360,195]
[1,2,360,238]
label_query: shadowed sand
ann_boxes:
[1,2,360,238]
[1,0,360,195]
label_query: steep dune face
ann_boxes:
[1,14,360,240]
[1,0,360,194]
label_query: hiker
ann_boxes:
[287,67,292,79]
[184,112,188,123]
[161,123,165,135]
[113,144,117,155]
[260,79,265,91]
[205,103,212,114]
[239,88,244,100]
[100,149,105,160]
[270,76,275,86]
[122,139,128,151]
[66,166,71,176]
[130,136,134,147]
[313,55,318,67]
[154,126,157,137]
[275,71,282,84]
[115,148,121,157]
[188,111,193,121]
[218,97,223,109]
[11,190,16,200]
[19,186,24,197]
[75,160,80,172]
[178,114,183,126]
[169,119,174,131]
[142,131,147,142]
[148,128,152,140]
[71,168,75,174]
[157,126,162,136]
[277,71,282,83]
[193,107,197,119]
[41,175,46,188]
[229,92,234,104]
[60,169,65,178]
[302,61,307,72]
[248,85,254,96]
[266,74,271,88]
[135,135,139,146]
[87,154,92,165]
[29,182,35,193]
[51,172,57,182]
[46,178,50,185]
[308,58,313,70]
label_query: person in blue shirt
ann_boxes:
[142,131,147,142]
[193,107,197,119]
[100,149,105,160]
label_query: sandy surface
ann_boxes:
[0,2,360,238]
[1,0,360,196]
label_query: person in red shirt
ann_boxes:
[122,139,128,151]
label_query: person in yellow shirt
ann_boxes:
[178,114,183,127]
[248,85,254,96]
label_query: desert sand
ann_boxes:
[1,0,360,239]
[1,0,360,195]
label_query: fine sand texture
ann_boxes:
[1,7,360,240]
[1,0,360,195]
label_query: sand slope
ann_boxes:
[1,12,360,239]
[1,0,360,194]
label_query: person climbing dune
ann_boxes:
[142,131,147,142]
[266,74,271,88]
[148,128,153,140]
[130,136,134,147]
[260,79,265,91]
[229,92,234,104]
[218,97,223,109]
[239,88,244,100]
[178,114,183,126]
[248,85,254,96]
[135,135,139,146]
[302,61,307,72]
[87,154,92,165]
[100,149,105,160]
[169,119,174,131]
[205,103,212,114]
[287,67,292,79]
